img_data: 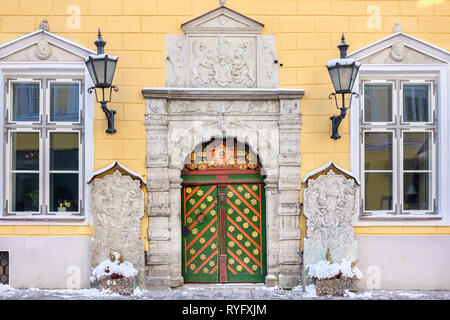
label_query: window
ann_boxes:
[360,78,437,216]
[4,77,84,216]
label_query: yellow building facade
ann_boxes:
[0,0,449,290]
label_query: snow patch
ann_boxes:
[304,284,317,297]
[398,292,425,298]
[0,284,13,293]
[307,259,361,280]
[326,58,360,68]
[91,252,138,281]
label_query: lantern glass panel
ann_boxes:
[93,59,105,86]
[328,67,341,93]
[338,65,353,92]
[85,59,97,86]
[105,58,117,87]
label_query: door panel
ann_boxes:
[181,182,266,283]
[225,183,266,283]
[182,185,219,282]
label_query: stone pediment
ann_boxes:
[167,6,277,88]
[182,6,264,34]
[348,32,449,65]
[0,29,95,62]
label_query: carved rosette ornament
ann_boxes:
[303,170,360,267]
[90,171,145,281]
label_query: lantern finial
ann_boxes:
[337,33,349,58]
[94,28,106,54]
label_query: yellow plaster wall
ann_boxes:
[0,0,449,237]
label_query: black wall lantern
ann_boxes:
[326,34,361,139]
[85,29,119,134]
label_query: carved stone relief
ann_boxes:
[303,170,360,267]
[189,36,256,88]
[164,6,278,88]
[90,171,145,280]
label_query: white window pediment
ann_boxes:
[347,30,450,226]
[348,32,449,65]
[0,29,95,63]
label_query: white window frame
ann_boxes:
[350,64,450,226]
[0,62,94,225]
[4,76,84,217]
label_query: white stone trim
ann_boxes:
[0,29,95,60]
[87,161,147,186]
[302,161,360,185]
[347,32,449,64]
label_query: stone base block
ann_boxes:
[96,277,136,296]
[265,274,278,287]
[170,276,184,288]
[278,274,301,289]
[314,277,357,296]
[146,276,171,290]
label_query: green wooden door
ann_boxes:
[182,185,219,283]
[182,180,266,283]
[224,183,266,283]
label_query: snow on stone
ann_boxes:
[307,259,361,280]
[92,252,138,281]
[304,284,317,297]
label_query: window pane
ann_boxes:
[365,172,393,211]
[12,83,40,122]
[50,173,78,213]
[403,84,429,122]
[11,173,39,212]
[50,83,79,122]
[364,132,392,170]
[364,83,392,122]
[403,132,431,171]
[50,133,79,171]
[403,172,430,210]
[11,132,39,171]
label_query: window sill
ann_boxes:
[0,215,85,222]
[359,215,442,221]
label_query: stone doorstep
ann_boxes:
[178,283,268,290]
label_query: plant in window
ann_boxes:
[25,191,39,211]
[57,199,71,212]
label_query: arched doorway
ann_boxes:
[181,137,266,283]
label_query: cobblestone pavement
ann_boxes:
[1,284,450,300]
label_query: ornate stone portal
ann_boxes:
[302,163,360,268]
[143,5,304,289]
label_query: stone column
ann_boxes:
[264,178,279,287]
[145,99,172,289]
[277,99,302,289]
[168,170,184,288]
